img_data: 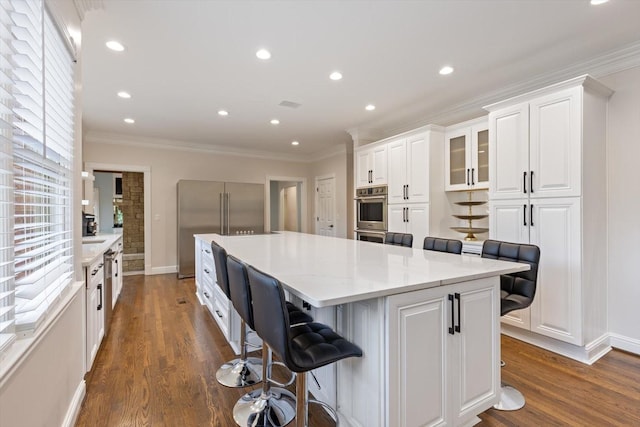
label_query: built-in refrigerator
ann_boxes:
[177,180,265,278]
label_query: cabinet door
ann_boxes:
[86,285,98,369]
[471,124,489,190]
[371,144,388,185]
[406,134,429,203]
[450,280,499,425]
[387,205,407,234]
[489,103,529,200]
[406,203,429,249]
[387,289,448,427]
[529,87,582,198]
[387,139,407,204]
[356,150,372,187]
[445,127,471,191]
[529,197,582,345]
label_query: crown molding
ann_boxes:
[356,39,640,138]
[73,0,104,21]
[84,131,348,164]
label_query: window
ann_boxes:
[0,0,75,352]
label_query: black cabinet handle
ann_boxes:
[448,294,455,335]
[405,184,409,200]
[467,169,470,186]
[530,171,534,193]
[523,204,527,226]
[530,204,534,226]
[203,291,210,299]
[97,284,103,310]
[204,248,211,254]
[471,168,475,186]
[454,293,461,333]
[523,171,527,193]
[215,310,223,318]
[204,268,210,274]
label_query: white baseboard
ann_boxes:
[150,265,177,275]
[62,379,86,427]
[501,325,611,365]
[609,333,640,355]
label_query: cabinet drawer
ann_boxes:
[202,282,215,313]
[213,284,229,310]
[212,295,230,338]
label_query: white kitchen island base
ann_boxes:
[195,232,526,427]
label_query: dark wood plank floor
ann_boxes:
[76,274,640,427]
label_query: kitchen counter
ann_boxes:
[198,231,527,307]
[81,233,123,266]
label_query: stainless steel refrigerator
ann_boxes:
[177,180,265,278]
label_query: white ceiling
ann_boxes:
[80,0,640,157]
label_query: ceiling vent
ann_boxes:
[279,100,302,109]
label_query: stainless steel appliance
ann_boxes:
[177,180,265,278]
[82,212,97,236]
[355,229,386,244]
[103,249,115,335]
[355,185,387,231]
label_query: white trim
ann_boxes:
[609,333,640,356]
[61,380,86,427]
[309,144,347,162]
[85,163,152,275]
[123,271,144,277]
[265,176,308,233]
[315,174,337,237]
[150,265,178,275]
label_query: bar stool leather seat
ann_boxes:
[423,236,463,254]
[384,232,413,247]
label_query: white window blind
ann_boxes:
[9,0,75,335]
[0,2,16,352]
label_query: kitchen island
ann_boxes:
[195,232,528,427]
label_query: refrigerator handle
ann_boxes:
[226,192,230,234]
[220,193,224,233]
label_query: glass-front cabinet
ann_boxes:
[445,117,489,191]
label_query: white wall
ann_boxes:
[83,141,314,271]
[94,171,114,231]
[600,65,640,353]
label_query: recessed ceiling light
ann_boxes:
[218,110,229,116]
[291,141,299,146]
[590,0,608,4]
[439,66,454,75]
[270,119,280,125]
[117,91,131,99]
[124,118,135,124]
[256,49,271,60]
[329,71,343,81]
[106,40,125,52]
[365,104,376,111]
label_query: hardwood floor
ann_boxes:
[76,274,640,427]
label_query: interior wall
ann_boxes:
[93,172,114,232]
[284,185,298,231]
[83,141,310,272]
[308,150,348,238]
[600,65,640,351]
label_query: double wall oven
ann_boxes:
[355,185,387,244]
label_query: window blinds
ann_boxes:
[0,0,16,353]
[8,0,74,335]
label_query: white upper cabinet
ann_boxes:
[356,143,387,187]
[445,117,489,191]
[388,133,430,204]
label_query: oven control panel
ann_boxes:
[356,185,387,197]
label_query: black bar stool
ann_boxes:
[227,254,313,427]
[481,239,540,411]
[423,236,463,254]
[211,241,262,388]
[384,232,413,247]
[247,265,363,427]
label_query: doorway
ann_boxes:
[315,175,337,237]
[266,176,307,233]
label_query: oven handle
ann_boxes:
[354,196,387,201]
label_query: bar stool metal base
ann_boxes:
[216,357,262,388]
[493,384,525,411]
[233,387,296,427]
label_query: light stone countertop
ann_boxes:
[81,233,123,267]
[196,231,529,307]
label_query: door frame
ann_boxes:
[265,175,308,233]
[315,174,337,236]
[85,162,152,275]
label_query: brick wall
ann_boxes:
[121,172,145,272]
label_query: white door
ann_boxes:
[406,203,429,248]
[471,124,490,190]
[356,150,372,187]
[371,144,388,185]
[406,133,429,203]
[387,138,407,204]
[387,288,448,427]
[529,87,582,199]
[387,205,407,234]
[315,176,336,237]
[489,103,530,200]
[529,197,582,345]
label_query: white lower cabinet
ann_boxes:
[387,203,429,248]
[86,258,105,371]
[386,278,499,427]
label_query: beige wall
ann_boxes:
[83,141,346,271]
[600,65,640,351]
